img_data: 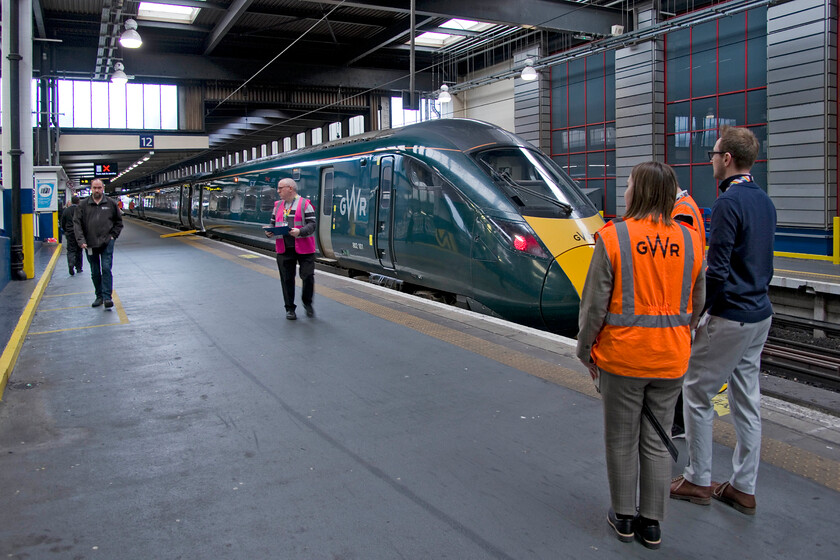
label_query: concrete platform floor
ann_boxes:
[0,219,838,559]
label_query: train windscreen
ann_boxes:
[474,147,595,217]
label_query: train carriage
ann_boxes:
[135,119,604,335]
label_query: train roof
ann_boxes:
[139,119,530,191]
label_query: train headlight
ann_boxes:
[491,218,549,258]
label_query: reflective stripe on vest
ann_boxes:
[604,221,695,328]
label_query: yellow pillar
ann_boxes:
[22,213,34,278]
[52,211,58,240]
[834,216,839,265]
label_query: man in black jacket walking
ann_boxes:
[73,179,123,308]
[60,195,83,276]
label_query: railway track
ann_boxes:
[762,314,840,393]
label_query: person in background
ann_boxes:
[60,195,83,276]
[577,161,705,549]
[670,125,776,516]
[669,185,707,439]
[265,178,317,320]
[73,179,123,309]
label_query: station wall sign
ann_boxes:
[140,134,154,149]
[95,162,118,177]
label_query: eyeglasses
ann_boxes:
[707,151,727,161]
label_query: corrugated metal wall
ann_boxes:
[514,51,550,152]
[614,3,664,215]
[767,0,835,228]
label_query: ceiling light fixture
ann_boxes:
[520,59,538,81]
[111,62,128,85]
[120,18,143,49]
[437,84,451,103]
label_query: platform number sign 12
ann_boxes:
[140,135,154,149]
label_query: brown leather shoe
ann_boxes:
[711,481,756,515]
[670,475,711,505]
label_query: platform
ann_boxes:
[0,219,838,559]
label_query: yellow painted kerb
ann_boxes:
[0,244,62,400]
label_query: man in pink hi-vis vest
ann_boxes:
[265,178,317,320]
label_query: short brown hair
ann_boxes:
[719,125,759,169]
[625,161,677,225]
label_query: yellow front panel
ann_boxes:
[523,214,604,298]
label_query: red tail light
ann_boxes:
[491,219,549,258]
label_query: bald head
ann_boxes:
[277,178,298,202]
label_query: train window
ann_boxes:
[321,168,334,216]
[406,159,443,189]
[260,187,277,212]
[243,188,258,211]
[474,147,594,216]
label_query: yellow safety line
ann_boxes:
[44,291,92,297]
[39,305,96,312]
[776,268,840,281]
[0,244,62,400]
[775,251,834,262]
[28,291,129,335]
[160,230,197,238]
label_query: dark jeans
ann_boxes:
[66,240,83,272]
[87,238,115,299]
[275,250,315,312]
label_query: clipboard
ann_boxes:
[263,225,291,235]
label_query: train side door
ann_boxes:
[179,186,190,228]
[375,156,396,269]
[318,167,335,258]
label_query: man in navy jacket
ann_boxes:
[670,126,776,515]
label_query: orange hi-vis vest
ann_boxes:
[591,217,703,379]
[673,193,706,256]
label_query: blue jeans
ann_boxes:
[87,238,115,299]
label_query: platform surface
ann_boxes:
[1,219,838,559]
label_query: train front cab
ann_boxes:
[466,144,603,335]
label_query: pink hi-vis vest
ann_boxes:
[274,196,316,254]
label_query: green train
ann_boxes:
[131,119,604,335]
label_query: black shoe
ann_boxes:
[92,297,103,307]
[633,516,661,550]
[671,424,685,439]
[104,299,114,309]
[285,311,296,320]
[607,508,634,543]
[304,305,314,318]
[69,268,75,276]
[77,268,83,273]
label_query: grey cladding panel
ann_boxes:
[616,124,654,138]
[770,116,826,134]
[768,76,826,97]
[616,83,653,99]
[768,89,825,107]
[769,156,827,172]
[768,142,825,158]
[767,62,825,83]
[768,48,825,70]
[767,102,825,121]
[770,170,826,184]
[768,22,827,47]
[770,129,826,145]
[767,34,827,57]
[768,1,827,27]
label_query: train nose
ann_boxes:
[522,214,603,335]
[540,246,596,335]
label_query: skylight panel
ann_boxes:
[138,2,202,24]
[440,19,495,33]
[414,32,464,48]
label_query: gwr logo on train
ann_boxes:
[636,235,680,257]
[338,186,367,220]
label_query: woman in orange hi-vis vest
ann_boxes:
[576,162,705,550]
